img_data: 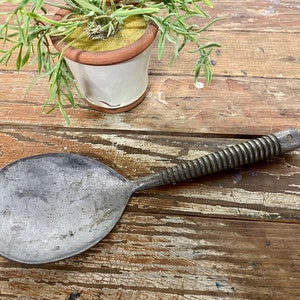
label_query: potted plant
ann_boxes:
[0,0,220,123]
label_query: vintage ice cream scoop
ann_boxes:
[0,128,299,264]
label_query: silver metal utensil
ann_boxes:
[0,128,299,264]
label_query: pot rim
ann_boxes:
[51,8,158,66]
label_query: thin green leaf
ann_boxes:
[201,0,213,8]
[69,0,103,14]
[21,47,31,67]
[204,61,212,83]
[16,44,23,70]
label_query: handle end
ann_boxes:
[273,128,300,154]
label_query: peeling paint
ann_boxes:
[194,81,204,89]
[264,0,280,15]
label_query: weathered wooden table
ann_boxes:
[0,1,299,299]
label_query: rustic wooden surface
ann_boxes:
[0,1,299,299]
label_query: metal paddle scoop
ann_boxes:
[0,128,299,264]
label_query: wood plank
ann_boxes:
[1,2,299,79]
[1,1,300,32]
[2,30,300,80]
[210,0,300,32]
[150,31,300,79]
[0,127,299,221]
[0,214,299,299]
[0,1,299,299]
[0,74,298,135]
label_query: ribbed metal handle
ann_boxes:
[160,134,281,185]
[133,128,300,191]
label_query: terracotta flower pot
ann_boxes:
[51,9,158,113]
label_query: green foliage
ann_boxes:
[0,0,221,123]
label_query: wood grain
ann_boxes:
[0,0,299,299]
[0,74,299,134]
[0,215,299,299]
[0,127,299,221]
